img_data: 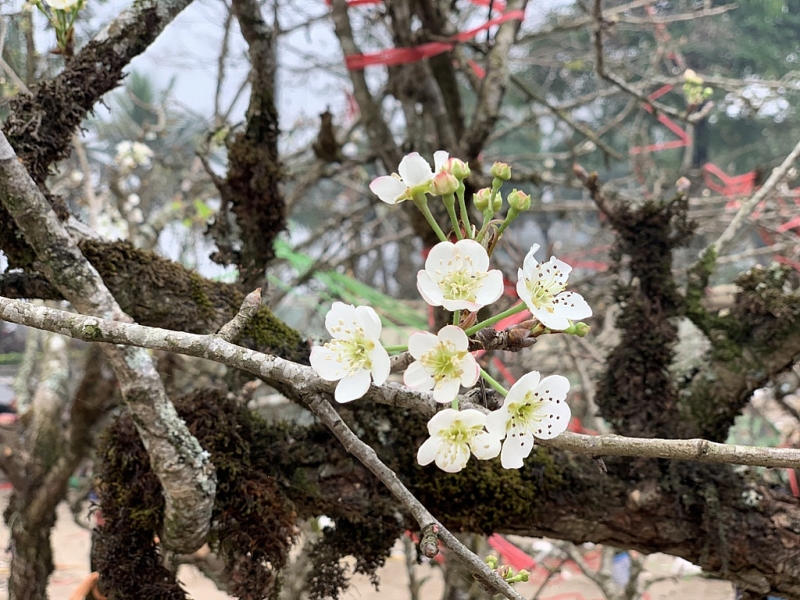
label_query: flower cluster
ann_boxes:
[310,152,593,473]
[115,141,154,171]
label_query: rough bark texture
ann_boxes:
[0,0,196,269]
[206,0,286,290]
[88,387,800,600]
[0,132,216,555]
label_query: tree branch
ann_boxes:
[460,0,529,160]
[0,132,215,554]
[330,0,402,169]
[4,296,800,471]
[306,393,526,600]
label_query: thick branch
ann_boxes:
[0,133,214,554]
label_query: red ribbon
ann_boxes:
[344,10,525,70]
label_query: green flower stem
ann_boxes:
[451,398,459,410]
[382,344,408,353]
[496,207,520,237]
[475,209,495,243]
[452,309,461,326]
[456,183,473,239]
[412,192,448,242]
[480,368,508,397]
[465,303,527,336]
[442,193,463,240]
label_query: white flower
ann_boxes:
[310,302,390,403]
[46,0,80,10]
[404,325,479,403]
[417,409,501,473]
[114,141,154,170]
[485,371,571,469]
[417,239,504,311]
[516,243,592,330]
[369,151,449,204]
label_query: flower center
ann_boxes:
[434,254,486,302]
[439,421,483,449]
[420,341,466,383]
[327,327,375,375]
[526,265,567,311]
[507,393,546,434]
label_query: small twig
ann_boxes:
[216,288,261,342]
[705,137,800,259]
[530,556,568,600]
[306,393,526,600]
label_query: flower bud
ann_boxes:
[485,556,498,569]
[507,189,531,212]
[431,171,459,196]
[683,69,702,85]
[492,193,503,212]
[473,188,492,211]
[445,157,471,180]
[490,162,512,181]
[563,322,591,336]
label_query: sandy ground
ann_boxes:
[0,490,735,600]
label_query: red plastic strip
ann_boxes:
[344,10,525,70]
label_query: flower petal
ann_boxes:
[521,243,541,274]
[369,175,407,204]
[485,407,510,439]
[474,270,505,307]
[536,374,571,401]
[470,432,502,460]
[457,409,487,428]
[355,305,383,339]
[500,433,534,469]
[369,346,391,386]
[455,239,490,272]
[417,437,439,466]
[529,306,570,331]
[441,298,482,312]
[433,150,449,172]
[310,346,346,381]
[417,271,444,307]
[505,371,542,406]
[325,302,356,338]
[437,325,469,350]
[552,291,592,321]
[404,361,435,391]
[547,257,573,284]
[531,399,572,439]
[426,408,459,435]
[334,369,371,403]
[398,152,434,187]
[433,377,461,403]
[408,331,439,358]
[425,240,457,270]
[458,355,480,387]
[435,443,470,473]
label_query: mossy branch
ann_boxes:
[0,131,215,554]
